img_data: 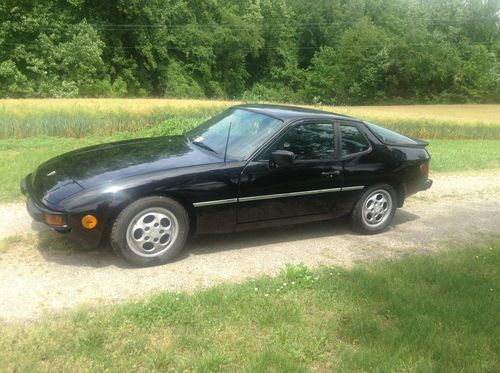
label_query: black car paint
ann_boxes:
[21,104,431,249]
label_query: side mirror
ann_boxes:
[271,150,296,168]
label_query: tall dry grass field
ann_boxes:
[329,104,500,125]
[0,99,499,139]
[1,99,498,124]
[0,99,233,138]
[0,98,234,116]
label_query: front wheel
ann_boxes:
[351,184,397,234]
[110,196,190,266]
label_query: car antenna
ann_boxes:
[224,121,232,163]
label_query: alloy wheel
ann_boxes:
[361,189,393,228]
[126,207,179,257]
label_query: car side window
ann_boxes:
[263,122,335,161]
[340,124,369,156]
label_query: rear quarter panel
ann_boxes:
[342,125,431,208]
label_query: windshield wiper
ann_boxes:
[191,139,217,154]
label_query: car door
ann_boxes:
[237,120,343,223]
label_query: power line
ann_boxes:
[4,17,499,31]
[1,41,496,50]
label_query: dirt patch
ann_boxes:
[0,170,499,321]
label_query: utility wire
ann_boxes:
[4,17,499,31]
[1,41,496,50]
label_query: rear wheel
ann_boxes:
[351,184,396,234]
[110,196,189,266]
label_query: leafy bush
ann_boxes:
[280,263,315,285]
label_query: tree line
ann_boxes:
[0,0,499,104]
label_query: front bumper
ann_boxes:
[26,197,44,223]
[20,177,103,248]
[25,197,70,231]
[21,177,69,230]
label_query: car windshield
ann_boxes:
[186,108,283,160]
[365,122,419,145]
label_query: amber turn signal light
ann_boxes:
[44,213,66,226]
[81,215,98,229]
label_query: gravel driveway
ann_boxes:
[1,170,499,321]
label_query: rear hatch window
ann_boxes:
[365,122,420,146]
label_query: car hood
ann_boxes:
[33,136,222,194]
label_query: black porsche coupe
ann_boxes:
[21,104,432,266]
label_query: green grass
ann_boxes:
[427,139,500,173]
[0,234,24,253]
[1,241,499,371]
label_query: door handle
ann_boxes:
[321,170,340,178]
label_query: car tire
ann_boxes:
[110,196,190,267]
[351,183,397,234]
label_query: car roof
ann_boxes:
[235,103,356,122]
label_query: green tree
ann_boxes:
[0,0,498,102]
[304,18,390,104]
